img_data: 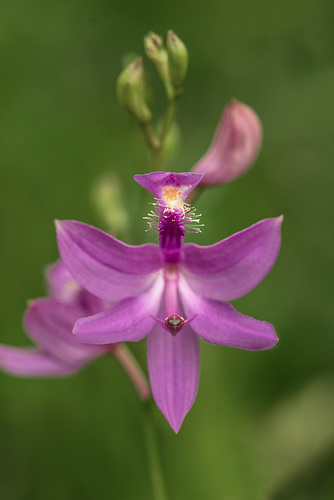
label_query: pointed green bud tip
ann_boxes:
[144,31,171,97]
[116,57,152,123]
[144,31,163,64]
[166,30,189,92]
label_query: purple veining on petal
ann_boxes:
[182,217,283,301]
[56,219,161,301]
[179,275,278,351]
[74,275,164,344]
[147,316,200,433]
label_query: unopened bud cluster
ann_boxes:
[116,30,262,189]
[117,30,188,124]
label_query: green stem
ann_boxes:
[140,96,179,172]
[152,148,162,172]
[152,98,179,171]
[141,123,162,171]
[144,400,169,500]
[142,123,161,151]
[113,346,168,499]
[159,97,178,144]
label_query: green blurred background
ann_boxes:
[1,0,334,498]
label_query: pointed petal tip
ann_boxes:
[156,391,193,433]
[25,298,45,314]
[147,326,199,435]
[268,330,279,349]
[270,214,284,234]
[55,219,67,236]
[169,418,182,434]
[251,323,279,351]
[267,215,283,231]
[72,319,82,339]
[55,219,72,232]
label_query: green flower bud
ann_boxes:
[144,31,172,97]
[144,31,164,64]
[166,30,189,94]
[116,57,152,123]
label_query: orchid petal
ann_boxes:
[134,172,204,200]
[74,275,164,344]
[25,299,104,364]
[45,260,78,301]
[182,217,282,301]
[147,322,200,433]
[0,346,78,377]
[192,100,262,185]
[56,220,161,301]
[179,276,278,350]
[45,260,104,315]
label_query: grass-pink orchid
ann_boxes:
[56,172,282,432]
[0,261,112,377]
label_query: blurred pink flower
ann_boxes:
[192,100,262,185]
[0,261,112,377]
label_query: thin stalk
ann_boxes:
[141,123,162,171]
[159,97,178,144]
[112,346,168,499]
[152,144,163,172]
[142,123,161,151]
[113,344,150,401]
[140,96,179,172]
[144,399,169,500]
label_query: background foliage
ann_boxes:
[1,0,334,498]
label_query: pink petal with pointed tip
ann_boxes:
[0,346,78,377]
[74,275,164,344]
[56,220,161,302]
[179,276,278,351]
[182,217,282,301]
[147,321,200,433]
